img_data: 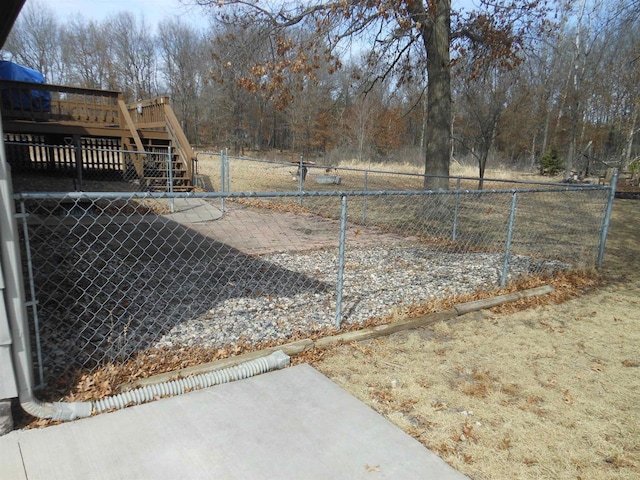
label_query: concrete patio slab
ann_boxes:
[162,197,223,223]
[0,364,468,479]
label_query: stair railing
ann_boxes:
[160,97,194,183]
[125,96,194,186]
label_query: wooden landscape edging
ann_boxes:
[453,285,554,315]
[120,285,554,392]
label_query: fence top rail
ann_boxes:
[197,152,584,189]
[15,184,610,201]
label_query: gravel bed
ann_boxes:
[153,246,560,348]
[29,231,564,379]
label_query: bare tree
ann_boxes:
[194,0,549,189]
[605,6,640,169]
[454,62,517,188]
[108,12,158,101]
[158,18,207,143]
[61,17,115,89]
[208,21,279,152]
[4,0,66,84]
[348,92,379,163]
[288,73,336,155]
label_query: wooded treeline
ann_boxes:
[2,0,639,175]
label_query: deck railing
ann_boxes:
[1,81,194,184]
[0,79,121,124]
[126,96,167,129]
[126,96,194,181]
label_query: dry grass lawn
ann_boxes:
[309,199,640,480]
[194,152,561,194]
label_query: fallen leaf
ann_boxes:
[622,359,640,368]
[462,419,478,441]
[563,389,574,405]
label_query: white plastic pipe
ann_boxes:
[20,351,290,421]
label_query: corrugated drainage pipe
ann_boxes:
[21,351,290,421]
[93,350,290,414]
[20,398,93,422]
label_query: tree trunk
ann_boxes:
[566,0,585,178]
[566,110,578,176]
[542,100,551,156]
[625,105,638,168]
[410,0,452,190]
[420,93,427,153]
[530,130,537,170]
[478,154,487,190]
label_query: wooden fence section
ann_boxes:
[4,134,124,176]
[81,138,123,172]
[126,97,167,130]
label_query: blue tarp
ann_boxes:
[0,60,51,112]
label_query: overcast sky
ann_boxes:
[37,0,211,31]
[33,0,473,33]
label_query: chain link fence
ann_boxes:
[194,151,576,194]
[15,179,613,387]
[7,143,615,386]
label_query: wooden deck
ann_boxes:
[0,80,195,191]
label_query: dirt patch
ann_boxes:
[311,198,640,479]
[615,177,640,199]
[11,172,140,193]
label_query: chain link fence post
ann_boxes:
[452,176,461,241]
[501,192,518,287]
[298,155,304,205]
[167,146,175,213]
[598,172,618,269]
[219,150,225,212]
[18,200,44,388]
[335,195,348,328]
[362,170,368,224]
[225,148,230,192]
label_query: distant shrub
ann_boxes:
[541,149,563,176]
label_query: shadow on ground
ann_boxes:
[22,200,331,385]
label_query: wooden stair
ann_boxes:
[125,97,195,192]
[132,138,193,192]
